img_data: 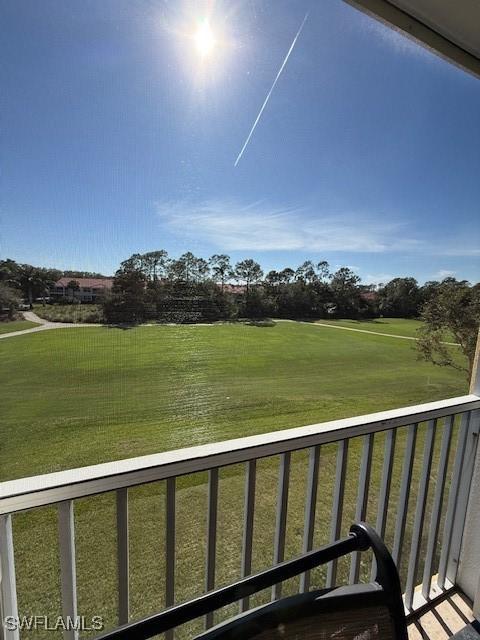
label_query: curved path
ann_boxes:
[0,311,98,340]
[0,313,459,347]
[277,319,460,346]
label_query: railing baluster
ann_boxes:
[404,419,436,610]
[371,429,396,581]
[1,398,479,640]
[58,500,78,640]
[349,434,374,584]
[300,446,321,593]
[165,477,176,640]
[422,415,453,598]
[326,439,349,588]
[116,487,129,625]
[271,452,291,601]
[240,460,256,613]
[438,412,470,589]
[0,515,19,640]
[392,423,418,568]
[205,469,219,629]
[445,409,480,584]
[0,397,477,516]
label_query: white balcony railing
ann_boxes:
[1,394,480,640]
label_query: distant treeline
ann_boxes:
[1,253,477,325]
[63,270,105,278]
[101,250,477,324]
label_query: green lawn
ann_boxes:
[0,319,39,334]
[315,317,423,337]
[0,321,467,637]
[0,321,465,480]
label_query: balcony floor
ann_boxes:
[408,591,478,640]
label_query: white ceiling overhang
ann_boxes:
[344,0,480,78]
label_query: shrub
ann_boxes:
[33,304,104,323]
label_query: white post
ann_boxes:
[457,328,480,615]
[0,515,19,640]
[58,501,78,640]
[470,328,480,396]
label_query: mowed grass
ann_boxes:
[0,319,39,335]
[316,317,459,343]
[0,321,465,480]
[0,321,468,638]
[313,317,423,337]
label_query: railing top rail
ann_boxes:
[1,394,479,515]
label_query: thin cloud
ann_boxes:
[334,264,360,272]
[155,199,421,253]
[363,273,396,285]
[437,248,480,257]
[434,269,456,280]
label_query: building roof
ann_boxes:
[223,284,247,294]
[55,277,113,289]
[360,291,378,302]
[345,0,480,78]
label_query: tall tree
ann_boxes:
[120,253,144,273]
[330,267,361,317]
[377,277,420,317]
[209,254,232,291]
[419,280,441,306]
[234,259,263,294]
[265,270,281,286]
[278,268,295,284]
[316,260,330,281]
[417,279,480,378]
[142,250,168,281]
[67,280,80,302]
[104,264,147,323]
[120,252,169,282]
[295,261,317,284]
[0,259,21,287]
[168,252,209,283]
[15,264,61,308]
[0,283,20,319]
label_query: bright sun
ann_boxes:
[194,20,216,57]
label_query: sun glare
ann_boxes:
[194,20,216,57]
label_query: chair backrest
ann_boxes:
[195,585,401,640]
[94,522,407,640]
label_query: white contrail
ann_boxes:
[234,11,309,167]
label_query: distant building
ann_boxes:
[223,284,247,294]
[360,291,378,303]
[50,277,113,303]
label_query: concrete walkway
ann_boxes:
[0,311,98,340]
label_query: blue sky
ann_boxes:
[1,0,479,284]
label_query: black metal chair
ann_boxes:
[96,522,407,640]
